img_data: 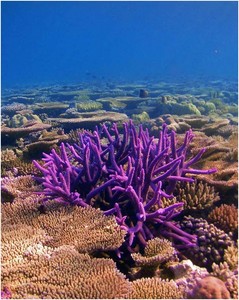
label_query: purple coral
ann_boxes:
[33,120,216,251]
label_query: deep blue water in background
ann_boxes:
[1,1,238,88]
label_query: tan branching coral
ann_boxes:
[131,238,176,267]
[208,204,238,234]
[129,277,183,299]
[1,149,17,162]
[174,180,220,210]
[224,244,238,271]
[2,248,131,299]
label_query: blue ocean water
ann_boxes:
[1,1,238,88]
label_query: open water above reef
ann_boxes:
[1,79,238,299]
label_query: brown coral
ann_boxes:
[190,276,230,299]
[129,277,183,299]
[208,204,238,234]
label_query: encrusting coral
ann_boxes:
[33,120,216,252]
[208,204,238,235]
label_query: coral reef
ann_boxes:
[33,121,216,252]
[211,262,238,299]
[1,175,40,202]
[2,197,126,254]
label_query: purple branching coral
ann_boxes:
[33,120,216,252]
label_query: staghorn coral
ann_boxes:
[224,244,238,271]
[2,247,131,299]
[131,238,176,267]
[189,276,230,299]
[33,120,216,252]
[208,204,238,234]
[179,216,234,270]
[129,277,183,299]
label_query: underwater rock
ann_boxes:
[139,89,149,98]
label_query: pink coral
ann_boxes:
[190,276,230,299]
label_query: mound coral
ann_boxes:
[189,276,230,299]
[33,120,216,252]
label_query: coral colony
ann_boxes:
[34,120,216,252]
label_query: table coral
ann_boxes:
[2,247,131,299]
[2,197,126,254]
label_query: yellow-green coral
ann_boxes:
[76,100,103,112]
